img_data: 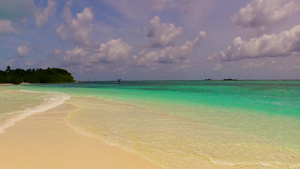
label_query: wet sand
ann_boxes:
[0,83,14,86]
[0,102,160,169]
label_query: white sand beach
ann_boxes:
[0,94,160,169]
[1,85,300,169]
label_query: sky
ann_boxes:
[1,0,300,80]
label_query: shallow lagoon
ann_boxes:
[4,81,300,168]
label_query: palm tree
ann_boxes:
[5,65,11,73]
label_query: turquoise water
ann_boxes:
[4,81,300,168]
[11,80,300,116]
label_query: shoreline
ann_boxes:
[2,85,300,169]
[0,83,14,86]
[0,95,161,169]
[0,82,30,86]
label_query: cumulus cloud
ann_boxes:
[231,0,300,35]
[56,1,94,46]
[61,39,132,73]
[0,20,19,34]
[35,0,57,27]
[210,24,300,61]
[89,39,132,64]
[136,31,206,66]
[62,47,87,65]
[17,44,29,56]
[147,16,183,47]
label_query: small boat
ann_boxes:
[116,79,122,84]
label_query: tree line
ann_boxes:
[0,66,75,84]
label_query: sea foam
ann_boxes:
[0,90,70,134]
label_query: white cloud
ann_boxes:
[17,44,29,56]
[56,2,94,46]
[61,39,132,73]
[137,31,206,66]
[231,0,300,35]
[211,24,300,62]
[60,46,88,74]
[147,16,183,47]
[35,0,57,27]
[89,39,133,64]
[0,20,19,34]
[62,47,87,65]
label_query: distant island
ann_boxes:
[223,79,237,81]
[204,79,238,81]
[0,66,75,84]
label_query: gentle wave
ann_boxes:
[208,156,300,169]
[65,96,300,169]
[0,90,70,134]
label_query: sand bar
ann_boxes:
[0,83,14,86]
[0,101,161,169]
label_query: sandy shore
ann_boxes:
[0,82,29,86]
[0,83,14,86]
[0,102,161,169]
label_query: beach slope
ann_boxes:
[0,102,160,169]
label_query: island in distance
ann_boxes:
[0,66,75,84]
[204,79,237,81]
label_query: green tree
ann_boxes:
[0,67,75,84]
[5,65,11,73]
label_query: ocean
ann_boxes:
[1,80,300,168]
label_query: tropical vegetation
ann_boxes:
[0,66,75,84]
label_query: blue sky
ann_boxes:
[1,0,300,80]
